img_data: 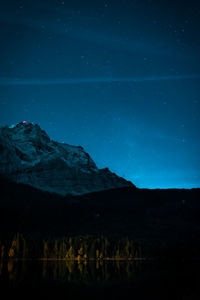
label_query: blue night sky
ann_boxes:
[0,0,200,188]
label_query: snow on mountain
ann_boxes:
[0,122,134,195]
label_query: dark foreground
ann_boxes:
[1,175,200,258]
[1,175,200,298]
[0,259,200,300]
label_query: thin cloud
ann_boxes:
[0,11,190,59]
[0,74,200,86]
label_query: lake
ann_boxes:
[0,259,199,299]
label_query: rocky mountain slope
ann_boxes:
[0,121,133,195]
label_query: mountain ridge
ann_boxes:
[0,121,134,195]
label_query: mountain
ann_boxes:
[0,121,133,195]
[0,174,200,258]
[1,122,200,259]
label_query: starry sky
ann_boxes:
[0,0,200,188]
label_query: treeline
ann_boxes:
[0,233,142,260]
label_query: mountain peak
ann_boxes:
[8,121,49,137]
[1,121,51,146]
[0,123,134,195]
[8,121,41,129]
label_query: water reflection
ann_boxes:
[38,260,140,283]
[0,259,200,300]
[0,259,142,285]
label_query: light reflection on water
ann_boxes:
[1,259,142,283]
[0,259,200,299]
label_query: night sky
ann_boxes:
[0,0,200,188]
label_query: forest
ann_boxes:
[0,233,142,260]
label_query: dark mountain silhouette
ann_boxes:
[0,174,200,258]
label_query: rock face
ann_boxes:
[0,122,134,195]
